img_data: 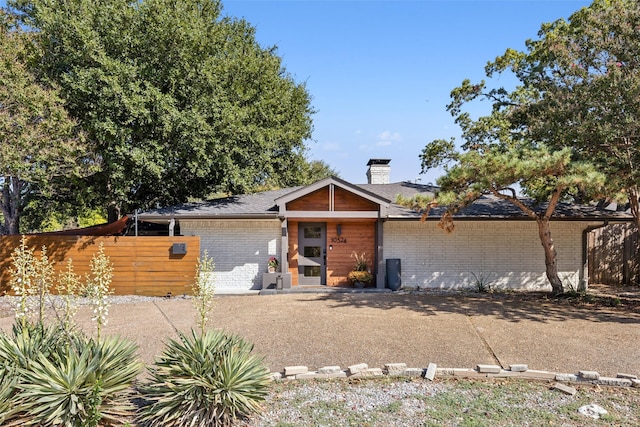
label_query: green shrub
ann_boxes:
[347,270,373,284]
[0,323,141,427]
[138,329,271,427]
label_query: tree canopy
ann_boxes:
[0,10,91,234]
[487,0,640,225]
[10,0,315,222]
[409,1,636,294]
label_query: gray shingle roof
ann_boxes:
[139,187,300,218]
[138,181,632,221]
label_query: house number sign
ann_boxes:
[331,237,347,243]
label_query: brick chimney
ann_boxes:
[366,159,391,184]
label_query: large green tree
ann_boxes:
[0,10,90,234]
[11,0,314,222]
[411,0,640,294]
[487,0,640,226]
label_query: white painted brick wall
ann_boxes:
[382,220,600,291]
[181,219,281,292]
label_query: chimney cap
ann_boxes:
[367,158,391,166]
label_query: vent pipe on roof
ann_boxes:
[366,159,391,184]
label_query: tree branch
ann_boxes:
[489,187,538,218]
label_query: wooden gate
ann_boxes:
[0,235,200,296]
[587,224,640,286]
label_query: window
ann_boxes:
[304,266,321,277]
[304,246,321,258]
[304,226,322,239]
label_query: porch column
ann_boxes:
[375,218,385,289]
[280,218,288,274]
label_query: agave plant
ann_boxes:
[138,329,271,427]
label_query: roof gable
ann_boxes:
[274,176,391,219]
[275,176,391,206]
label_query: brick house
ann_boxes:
[137,159,632,293]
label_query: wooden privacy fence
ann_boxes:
[0,236,200,296]
[587,223,640,286]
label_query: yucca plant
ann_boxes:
[0,322,66,370]
[0,364,19,425]
[192,250,216,334]
[9,236,36,329]
[14,335,141,427]
[0,322,75,425]
[84,243,114,340]
[0,324,141,427]
[138,329,271,427]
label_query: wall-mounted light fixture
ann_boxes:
[329,245,333,251]
[171,242,187,255]
[337,224,342,236]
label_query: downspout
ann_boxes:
[375,214,385,289]
[169,215,175,237]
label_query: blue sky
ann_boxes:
[223,0,592,185]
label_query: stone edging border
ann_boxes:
[271,363,640,395]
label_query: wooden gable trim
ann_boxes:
[284,211,380,219]
[275,176,390,218]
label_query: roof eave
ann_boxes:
[137,213,280,222]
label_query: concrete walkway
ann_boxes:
[1,292,639,377]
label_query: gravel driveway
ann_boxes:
[2,289,638,377]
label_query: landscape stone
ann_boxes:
[488,370,523,378]
[318,366,342,374]
[555,373,578,382]
[436,368,455,377]
[325,371,349,379]
[579,370,600,380]
[296,371,348,380]
[509,364,528,372]
[295,372,323,380]
[404,368,424,377]
[453,368,488,378]
[617,373,638,380]
[269,372,282,381]
[553,382,577,396]
[425,363,437,381]
[350,368,384,378]
[347,363,369,375]
[284,366,308,376]
[595,377,633,387]
[631,379,640,388]
[517,370,556,380]
[476,364,502,374]
[385,363,407,375]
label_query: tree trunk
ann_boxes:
[536,218,564,295]
[1,176,21,235]
[107,203,121,224]
[628,187,640,229]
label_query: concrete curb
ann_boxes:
[271,362,640,389]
